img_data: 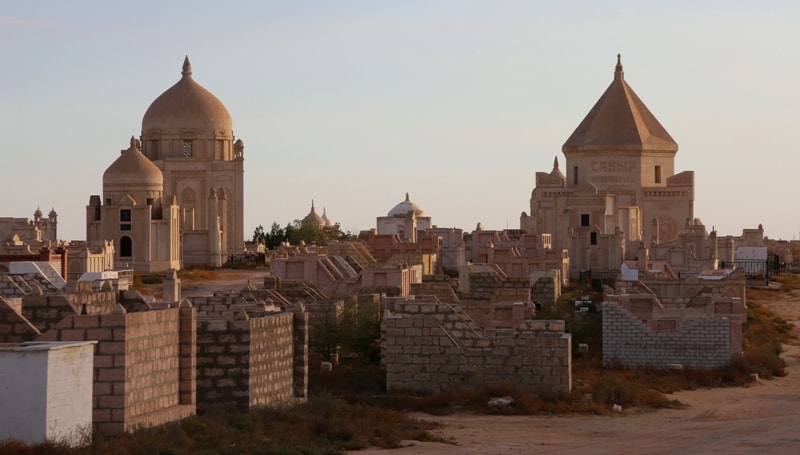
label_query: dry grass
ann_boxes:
[0,397,445,455]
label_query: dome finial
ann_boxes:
[129,136,136,149]
[405,192,410,202]
[614,53,623,81]
[553,156,560,169]
[311,199,316,212]
[182,55,192,76]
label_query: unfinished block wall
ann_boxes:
[0,297,40,342]
[196,311,308,412]
[602,301,732,369]
[37,307,196,434]
[382,301,571,395]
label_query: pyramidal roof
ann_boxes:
[562,55,677,153]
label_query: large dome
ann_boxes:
[142,56,232,138]
[104,137,163,191]
[388,193,426,217]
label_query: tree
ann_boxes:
[337,297,381,363]
[266,222,285,249]
[252,224,266,244]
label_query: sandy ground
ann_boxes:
[179,270,271,298]
[355,291,800,455]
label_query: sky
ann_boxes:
[2,1,800,242]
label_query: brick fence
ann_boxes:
[602,301,732,369]
[196,309,308,412]
[382,300,571,395]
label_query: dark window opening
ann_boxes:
[581,214,590,227]
[573,166,578,185]
[590,232,598,245]
[120,209,131,222]
[120,224,131,231]
[655,165,662,184]
[120,236,133,257]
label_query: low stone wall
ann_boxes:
[196,310,308,412]
[602,301,732,369]
[382,301,571,395]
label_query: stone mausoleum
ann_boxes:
[521,56,694,278]
[87,57,245,272]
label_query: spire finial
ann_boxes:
[405,192,410,202]
[553,156,560,169]
[182,55,192,76]
[311,199,315,211]
[614,53,623,81]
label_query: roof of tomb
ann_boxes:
[562,55,678,153]
[388,193,426,217]
[103,137,164,190]
[142,56,233,138]
[302,201,325,227]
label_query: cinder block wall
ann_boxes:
[602,301,732,369]
[196,311,306,412]
[37,307,196,434]
[382,301,571,395]
[0,297,40,342]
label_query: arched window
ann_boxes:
[120,236,133,258]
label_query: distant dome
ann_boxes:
[142,56,232,139]
[104,137,163,191]
[321,207,334,227]
[388,193,425,217]
[302,201,325,227]
[33,207,42,218]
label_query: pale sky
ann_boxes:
[2,1,800,242]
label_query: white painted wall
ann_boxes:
[0,342,95,446]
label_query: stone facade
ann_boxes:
[466,227,569,286]
[271,243,418,298]
[382,300,571,395]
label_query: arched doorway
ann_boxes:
[120,236,133,258]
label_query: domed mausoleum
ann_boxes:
[377,193,432,242]
[87,57,245,271]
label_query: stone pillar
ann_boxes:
[290,306,309,398]
[207,189,222,267]
[178,302,196,407]
[163,269,181,303]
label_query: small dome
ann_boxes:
[33,207,43,218]
[142,56,232,138]
[388,193,425,217]
[48,208,57,218]
[321,207,334,227]
[302,201,325,227]
[104,137,164,191]
[550,156,565,180]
